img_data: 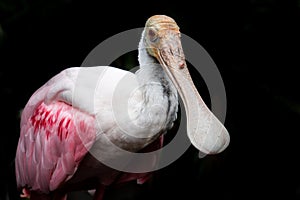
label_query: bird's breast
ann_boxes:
[91,83,171,158]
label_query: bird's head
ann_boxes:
[142,15,230,155]
[144,15,184,68]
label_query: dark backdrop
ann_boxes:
[0,0,299,199]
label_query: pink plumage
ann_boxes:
[15,66,164,200]
[16,101,96,193]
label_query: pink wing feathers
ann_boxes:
[15,68,97,193]
[15,66,165,195]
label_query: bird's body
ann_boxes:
[16,64,175,199]
[15,15,230,200]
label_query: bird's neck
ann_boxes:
[133,34,178,132]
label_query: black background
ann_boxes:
[0,0,299,199]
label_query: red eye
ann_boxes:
[148,28,158,42]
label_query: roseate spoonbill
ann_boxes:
[15,15,230,200]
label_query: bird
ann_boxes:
[15,15,230,200]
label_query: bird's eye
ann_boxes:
[148,28,158,43]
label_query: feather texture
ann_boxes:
[16,101,96,192]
